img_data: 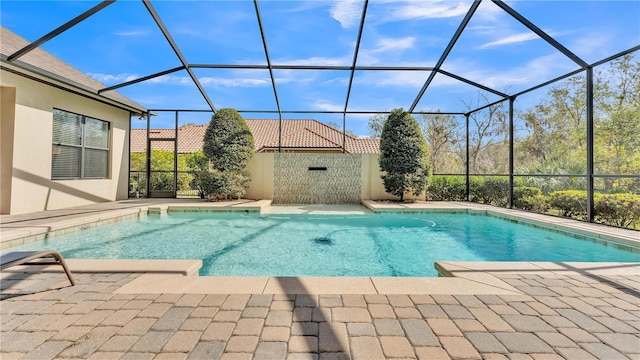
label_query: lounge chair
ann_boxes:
[1,250,75,286]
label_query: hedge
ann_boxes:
[594,193,640,228]
[425,175,466,201]
[426,176,640,229]
[513,186,547,212]
[547,190,588,218]
[470,177,509,206]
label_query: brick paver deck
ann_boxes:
[2,267,639,359]
[2,201,639,359]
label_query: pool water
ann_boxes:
[10,212,639,277]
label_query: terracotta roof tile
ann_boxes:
[130,119,379,154]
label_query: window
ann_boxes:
[51,109,110,179]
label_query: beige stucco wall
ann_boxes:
[360,154,423,201]
[0,69,131,214]
[245,152,274,200]
[243,152,421,202]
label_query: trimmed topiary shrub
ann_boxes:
[594,193,640,228]
[426,175,466,201]
[198,108,254,200]
[379,108,431,201]
[203,108,254,172]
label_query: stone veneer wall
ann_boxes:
[273,153,362,204]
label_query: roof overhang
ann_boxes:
[0,55,147,116]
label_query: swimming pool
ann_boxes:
[10,212,639,276]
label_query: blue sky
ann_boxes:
[2,0,639,136]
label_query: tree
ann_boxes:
[367,113,387,137]
[593,54,640,191]
[200,108,255,200]
[515,75,589,175]
[326,121,357,137]
[461,94,508,174]
[513,53,639,192]
[379,108,431,201]
[419,112,462,174]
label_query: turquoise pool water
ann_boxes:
[9,212,639,276]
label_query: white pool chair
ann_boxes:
[1,250,75,286]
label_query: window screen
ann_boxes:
[51,109,110,179]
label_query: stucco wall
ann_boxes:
[0,69,131,214]
[360,154,423,201]
[245,152,274,200]
[245,152,424,202]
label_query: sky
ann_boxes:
[2,0,639,136]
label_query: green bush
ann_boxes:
[199,108,254,200]
[524,194,549,213]
[197,170,250,201]
[203,108,254,172]
[594,193,640,228]
[513,186,544,211]
[548,190,588,218]
[470,177,509,206]
[426,175,466,201]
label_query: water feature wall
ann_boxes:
[272,153,362,204]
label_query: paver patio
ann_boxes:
[2,261,639,359]
[1,200,639,359]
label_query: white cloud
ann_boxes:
[88,73,139,84]
[105,74,271,88]
[468,25,495,32]
[568,31,613,59]
[330,0,362,28]
[356,36,418,65]
[313,101,344,112]
[440,53,576,90]
[371,36,416,53]
[147,75,192,85]
[113,30,149,37]
[472,0,506,22]
[479,32,539,49]
[199,77,271,87]
[273,56,351,66]
[390,1,470,20]
[356,70,429,88]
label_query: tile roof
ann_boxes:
[0,26,145,113]
[130,119,380,154]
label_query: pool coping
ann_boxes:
[6,259,638,296]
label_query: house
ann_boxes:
[130,120,380,154]
[1,27,146,215]
[0,24,383,213]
